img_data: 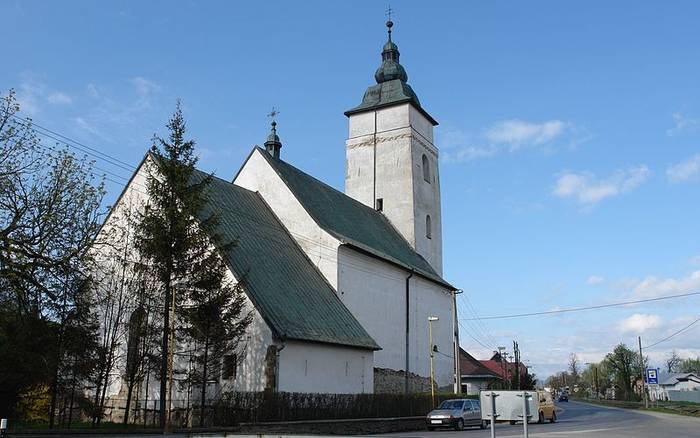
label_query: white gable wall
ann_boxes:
[234,149,342,289]
[93,157,276,409]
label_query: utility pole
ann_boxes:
[638,336,648,408]
[498,346,506,389]
[594,365,599,398]
[513,341,521,390]
[452,290,462,394]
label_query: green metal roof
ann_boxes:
[256,149,454,290]
[193,169,380,351]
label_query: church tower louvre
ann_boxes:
[344,19,443,274]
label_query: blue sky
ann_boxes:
[3,0,700,378]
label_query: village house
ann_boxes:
[458,348,501,394]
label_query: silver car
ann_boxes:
[426,399,487,431]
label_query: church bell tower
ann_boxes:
[344,19,443,274]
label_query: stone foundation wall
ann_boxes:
[374,367,433,393]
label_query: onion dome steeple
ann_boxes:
[375,20,408,83]
[344,18,437,126]
[264,119,282,159]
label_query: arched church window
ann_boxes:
[422,154,431,183]
[426,215,432,239]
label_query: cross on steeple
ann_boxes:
[385,4,393,22]
[264,107,282,159]
[267,106,280,123]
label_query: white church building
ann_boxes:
[97,20,458,400]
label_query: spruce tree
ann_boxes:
[135,102,248,430]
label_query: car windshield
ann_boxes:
[438,400,464,410]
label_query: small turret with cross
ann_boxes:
[264,107,282,159]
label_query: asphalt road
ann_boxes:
[379,400,700,438]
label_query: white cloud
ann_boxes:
[73,117,104,139]
[130,76,160,96]
[485,119,566,150]
[47,91,73,105]
[129,76,161,111]
[690,255,700,266]
[617,314,662,334]
[667,113,699,136]
[587,275,605,285]
[441,145,498,163]
[632,270,700,299]
[667,153,700,183]
[440,119,579,164]
[15,77,44,116]
[553,165,650,206]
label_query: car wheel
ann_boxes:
[454,419,464,431]
[550,410,557,423]
[509,420,517,425]
[538,411,545,424]
[480,420,487,429]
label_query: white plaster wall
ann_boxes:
[409,105,434,144]
[411,135,443,275]
[672,379,700,391]
[462,380,491,395]
[337,247,454,389]
[345,103,443,274]
[234,149,342,289]
[92,157,275,408]
[278,340,374,394]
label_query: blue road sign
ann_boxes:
[646,368,658,385]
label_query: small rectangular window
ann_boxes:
[375,198,383,211]
[223,354,237,380]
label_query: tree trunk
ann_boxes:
[199,339,209,427]
[67,356,77,428]
[124,380,135,425]
[159,281,171,430]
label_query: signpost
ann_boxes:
[483,391,499,438]
[517,391,533,438]
[646,368,658,385]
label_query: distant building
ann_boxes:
[649,373,700,401]
[459,349,501,394]
[479,352,527,387]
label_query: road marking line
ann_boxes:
[531,427,623,435]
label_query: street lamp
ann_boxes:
[428,316,439,407]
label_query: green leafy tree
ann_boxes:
[679,357,700,374]
[0,89,104,424]
[603,343,645,401]
[521,371,537,390]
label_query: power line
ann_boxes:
[644,316,700,349]
[460,294,499,347]
[460,291,700,321]
[457,296,498,350]
[11,114,137,171]
[458,321,494,351]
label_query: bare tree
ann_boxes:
[666,350,682,373]
[568,353,580,384]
